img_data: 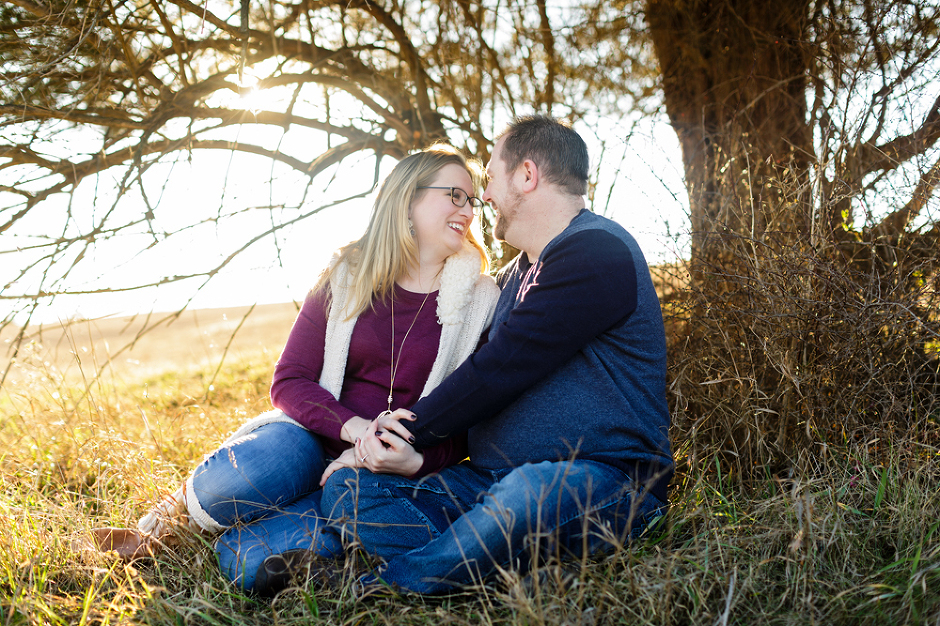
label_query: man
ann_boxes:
[262,115,673,595]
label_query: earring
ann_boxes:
[408,219,416,236]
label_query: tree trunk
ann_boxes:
[646,0,814,264]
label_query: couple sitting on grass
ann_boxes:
[90,115,674,596]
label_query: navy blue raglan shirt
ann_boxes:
[410,209,673,500]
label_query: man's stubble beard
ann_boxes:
[493,189,523,243]
[493,211,508,241]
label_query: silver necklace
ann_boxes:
[381,286,433,417]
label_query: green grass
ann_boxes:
[1,352,938,625]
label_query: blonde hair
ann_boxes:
[315,144,489,318]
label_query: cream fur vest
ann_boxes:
[319,242,498,399]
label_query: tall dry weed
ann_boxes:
[665,230,940,481]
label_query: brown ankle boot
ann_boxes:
[87,526,153,561]
[87,485,191,561]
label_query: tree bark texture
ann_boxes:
[647,0,814,263]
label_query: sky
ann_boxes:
[2,111,690,326]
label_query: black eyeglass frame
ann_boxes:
[416,186,484,214]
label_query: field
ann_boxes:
[1,304,939,625]
[1,303,301,385]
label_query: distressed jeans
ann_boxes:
[189,421,342,592]
[320,460,666,594]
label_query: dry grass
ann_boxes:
[1,309,938,625]
[661,233,940,477]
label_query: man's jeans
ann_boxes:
[189,421,342,591]
[320,460,666,594]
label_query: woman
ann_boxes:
[89,144,499,593]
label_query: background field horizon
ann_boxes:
[2,301,301,387]
[2,262,685,389]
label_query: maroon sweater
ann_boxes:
[270,285,467,476]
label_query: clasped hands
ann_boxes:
[320,409,422,485]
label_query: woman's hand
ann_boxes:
[319,448,359,486]
[340,415,372,444]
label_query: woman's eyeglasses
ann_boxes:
[417,187,484,215]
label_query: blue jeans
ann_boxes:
[321,460,666,594]
[189,421,342,591]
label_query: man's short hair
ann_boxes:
[498,115,589,196]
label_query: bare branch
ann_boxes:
[6,0,52,19]
[166,0,242,37]
[0,104,148,129]
[1,188,375,302]
[535,0,557,112]
[874,154,940,236]
[854,93,940,177]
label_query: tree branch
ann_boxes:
[0,104,148,129]
[855,93,940,177]
[535,0,557,112]
[344,0,436,139]
[6,0,53,19]
[166,0,242,37]
[874,154,940,236]
[0,185,377,302]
